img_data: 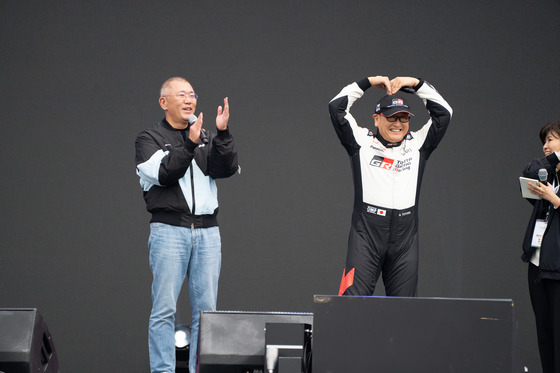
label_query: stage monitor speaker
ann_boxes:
[0,308,59,373]
[197,310,313,373]
[312,295,522,373]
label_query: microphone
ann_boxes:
[188,114,208,144]
[538,168,548,185]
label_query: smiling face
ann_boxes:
[543,131,560,156]
[373,113,411,144]
[159,78,197,129]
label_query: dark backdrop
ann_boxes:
[1,1,559,372]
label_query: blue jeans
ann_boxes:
[148,223,221,373]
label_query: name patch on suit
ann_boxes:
[366,206,386,216]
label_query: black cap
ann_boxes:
[374,95,414,117]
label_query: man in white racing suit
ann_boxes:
[329,75,452,296]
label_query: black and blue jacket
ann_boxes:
[135,119,238,228]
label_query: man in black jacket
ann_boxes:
[135,77,238,373]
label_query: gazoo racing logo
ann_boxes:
[370,155,394,170]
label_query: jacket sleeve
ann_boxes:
[328,78,371,157]
[413,80,453,159]
[523,153,560,179]
[135,130,197,188]
[207,128,238,179]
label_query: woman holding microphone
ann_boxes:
[522,121,560,373]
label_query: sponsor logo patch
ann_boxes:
[393,157,413,172]
[370,155,394,170]
[400,146,412,156]
[370,145,386,152]
[367,206,386,216]
[371,137,387,152]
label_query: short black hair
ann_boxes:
[539,121,560,144]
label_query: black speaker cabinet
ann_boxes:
[312,295,522,373]
[197,310,313,373]
[0,308,59,373]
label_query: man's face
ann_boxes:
[373,112,411,144]
[159,79,197,128]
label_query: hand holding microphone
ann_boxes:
[538,168,548,186]
[528,168,558,203]
[188,113,208,144]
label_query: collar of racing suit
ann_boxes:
[375,131,412,148]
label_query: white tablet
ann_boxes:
[519,177,541,199]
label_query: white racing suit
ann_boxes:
[328,77,453,296]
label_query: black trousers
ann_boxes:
[528,263,560,373]
[339,205,418,297]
